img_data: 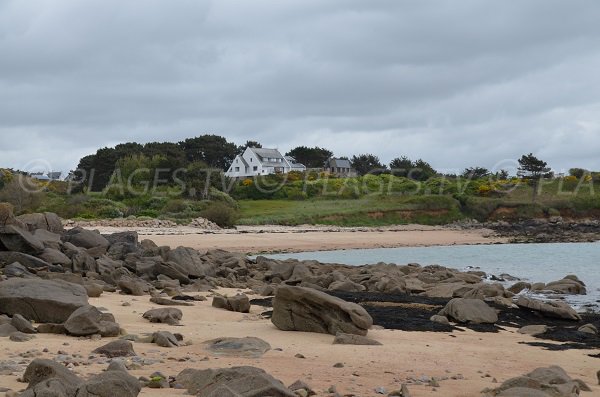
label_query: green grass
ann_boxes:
[238,195,463,226]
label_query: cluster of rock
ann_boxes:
[63,216,221,230]
[483,365,591,396]
[1,204,589,336]
[486,218,600,243]
[20,358,140,397]
[188,217,220,230]
[64,218,179,229]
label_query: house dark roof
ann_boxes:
[327,158,352,169]
[250,148,284,160]
[285,156,306,169]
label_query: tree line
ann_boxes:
[71,132,573,196]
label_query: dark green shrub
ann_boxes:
[200,202,239,228]
[161,199,190,214]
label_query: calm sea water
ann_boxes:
[263,242,600,309]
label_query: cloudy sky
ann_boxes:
[2,0,600,176]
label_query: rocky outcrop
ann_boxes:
[483,365,588,396]
[92,340,136,358]
[16,212,64,233]
[74,370,141,397]
[212,293,251,313]
[271,285,373,336]
[516,296,581,321]
[142,308,183,325]
[0,278,88,323]
[21,358,82,397]
[176,366,296,397]
[63,305,120,336]
[204,337,271,357]
[20,358,140,397]
[438,298,498,324]
[544,276,586,295]
[0,225,45,255]
[62,227,110,250]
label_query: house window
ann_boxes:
[236,159,238,163]
[250,158,253,162]
[235,167,239,172]
[253,166,258,171]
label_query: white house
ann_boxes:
[225,147,306,178]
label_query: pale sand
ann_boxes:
[137,225,505,254]
[1,291,598,396]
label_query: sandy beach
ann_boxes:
[1,290,598,397]
[83,224,506,254]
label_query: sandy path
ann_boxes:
[1,291,597,397]
[145,227,504,254]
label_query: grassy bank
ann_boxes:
[238,195,463,226]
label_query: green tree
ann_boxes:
[285,146,333,168]
[517,153,552,202]
[569,168,588,179]
[389,156,413,177]
[180,134,238,170]
[410,159,437,181]
[237,140,262,154]
[351,154,387,176]
[462,167,490,180]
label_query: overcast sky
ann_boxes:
[2,0,600,176]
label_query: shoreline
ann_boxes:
[87,224,508,254]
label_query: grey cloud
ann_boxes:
[1,0,600,175]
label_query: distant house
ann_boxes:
[225,147,306,178]
[323,158,356,177]
[31,172,62,181]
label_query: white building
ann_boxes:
[225,147,306,178]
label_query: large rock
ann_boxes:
[166,246,216,278]
[544,276,586,295]
[271,285,373,336]
[38,247,72,266]
[92,340,136,358]
[63,227,110,250]
[0,251,52,270]
[142,308,183,325]
[516,296,581,321]
[484,365,587,397]
[176,366,296,397]
[21,358,82,397]
[0,278,88,323]
[2,261,37,278]
[152,331,180,347]
[118,277,150,296]
[0,224,45,254]
[438,298,498,324]
[21,358,140,397]
[212,294,250,313]
[11,313,36,334]
[64,305,119,336]
[75,370,141,397]
[16,212,64,233]
[204,337,271,357]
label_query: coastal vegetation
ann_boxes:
[2,136,600,227]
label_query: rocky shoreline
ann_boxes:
[1,205,599,396]
[478,218,600,244]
